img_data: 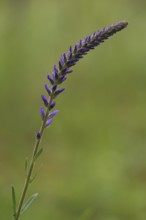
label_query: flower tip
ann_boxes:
[118,20,128,28]
[120,20,128,26]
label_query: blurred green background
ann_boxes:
[1,0,146,219]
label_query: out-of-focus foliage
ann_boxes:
[0,0,146,220]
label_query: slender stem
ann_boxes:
[15,97,53,220]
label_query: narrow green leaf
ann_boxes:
[29,164,42,184]
[33,148,43,162]
[21,193,38,214]
[29,173,38,184]
[11,185,16,217]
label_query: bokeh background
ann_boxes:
[0,0,146,219]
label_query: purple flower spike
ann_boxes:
[49,110,59,118]
[40,106,46,119]
[41,95,49,107]
[54,88,65,97]
[46,118,53,127]
[47,74,54,85]
[38,21,128,135]
[45,84,52,95]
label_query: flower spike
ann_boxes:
[40,21,128,130]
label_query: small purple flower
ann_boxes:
[64,68,72,74]
[45,84,52,95]
[49,110,59,118]
[52,84,57,92]
[41,95,49,107]
[52,71,58,81]
[63,53,67,63]
[49,101,56,110]
[47,74,54,85]
[40,106,45,119]
[36,131,41,139]
[58,75,67,84]
[59,55,64,66]
[52,65,59,81]
[59,60,63,71]
[54,88,65,98]
[54,65,59,74]
[46,118,53,127]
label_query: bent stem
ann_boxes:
[14,97,53,220]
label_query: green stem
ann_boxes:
[15,97,53,220]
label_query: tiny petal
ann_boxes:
[40,106,45,119]
[41,95,49,107]
[69,46,72,54]
[52,71,58,81]
[49,101,56,110]
[49,110,59,118]
[63,53,67,63]
[58,75,67,84]
[47,74,54,85]
[60,55,64,65]
[54,65,58,74]
[54,88,65,97]
[62,68,72,75]
[73,45,78,53]
[68,46,73,59]
[52,84,57,92]
[70,58,79,63]
[66,60,76,67]
[36,131,41,139]
[65,68,72,74]
[75,42,80,49]
[46,118,53,127]
[59,61,63,70]
[79,40,82,48]
[45,84,52,95]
